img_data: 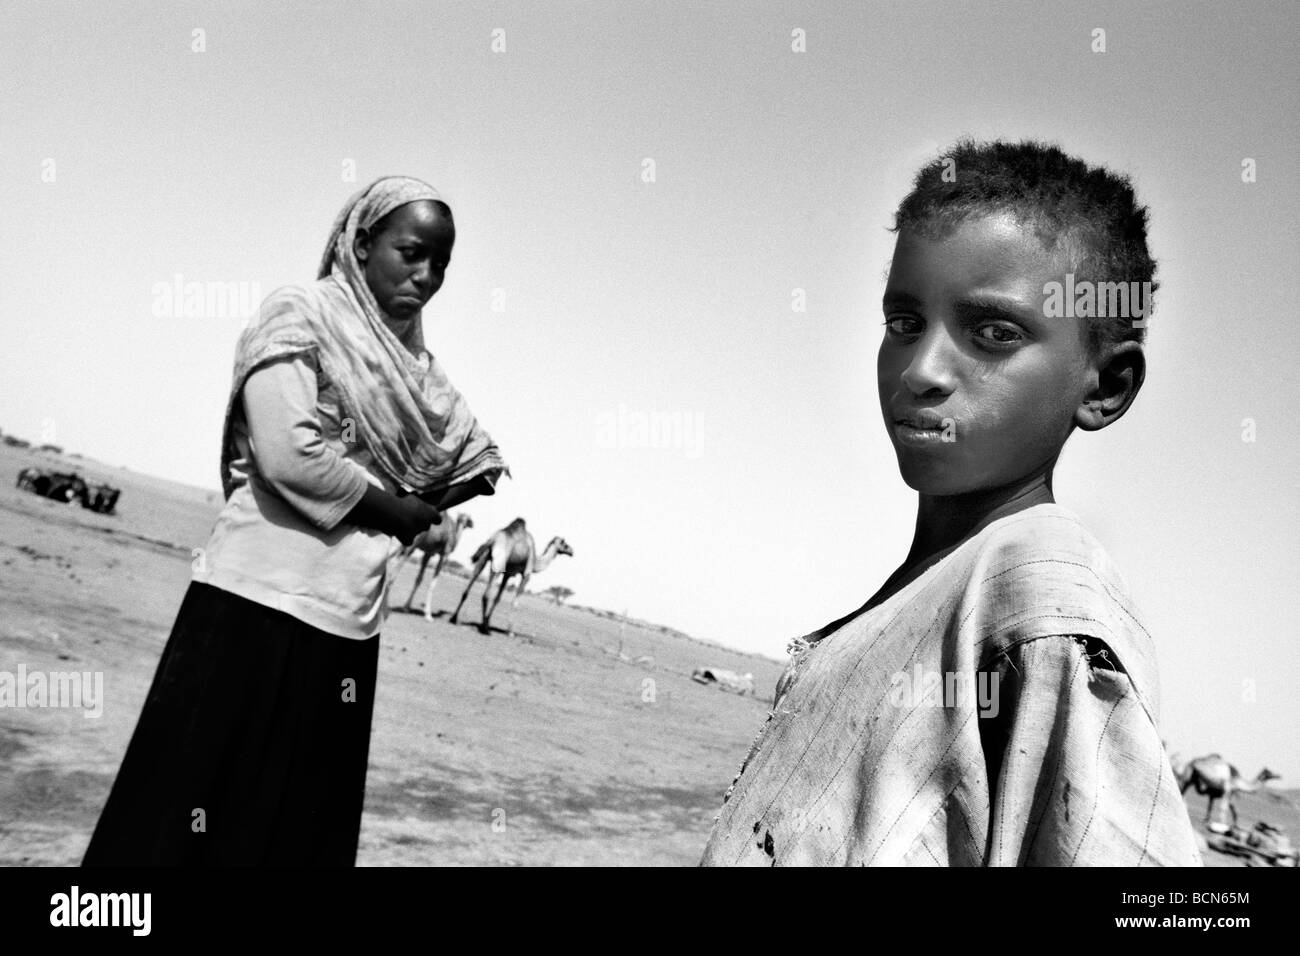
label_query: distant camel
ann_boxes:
[397,512,474,620]
[1177,753,1280,829]
[450,518,573,635]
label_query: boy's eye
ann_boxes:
[884,315,923,336]
[974,323,1023,344]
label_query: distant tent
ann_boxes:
[691,667,754,696]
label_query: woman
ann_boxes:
[83,176,507,865]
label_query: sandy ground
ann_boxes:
[0,444,783,866]
[2,442,1294,866]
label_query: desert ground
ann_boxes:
[1,442,1295,866]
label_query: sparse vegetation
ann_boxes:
[542,585,575,605]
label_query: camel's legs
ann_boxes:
[422,553,446,620]
[450,553,490,624]
[478,570,494,629]
[505,572,529,636]
[493,572,520,616]
[483,572,510,632]
[404,550,432,611]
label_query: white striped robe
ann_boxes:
[700,504,1203,867]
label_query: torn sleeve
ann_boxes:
[978,635,1202,866]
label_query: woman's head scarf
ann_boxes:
[218,175,508,500]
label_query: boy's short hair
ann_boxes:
[891,138,1157,355]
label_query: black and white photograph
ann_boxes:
[0,0,1296,928]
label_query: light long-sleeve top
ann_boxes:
[699,503,1203,866]
[193,353,405,640]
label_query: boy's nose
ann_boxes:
[900,330,957,396]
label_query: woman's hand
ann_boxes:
[343,485,441,545]
[390,493,442,545]
[415,472,500,511]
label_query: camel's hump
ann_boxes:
[504,517,526,533]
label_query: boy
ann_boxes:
[700,140,1202,866]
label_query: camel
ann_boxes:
[450,518,573,635]
[397,512,474,620]
[1176,753,1281,831]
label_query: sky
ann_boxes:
[2,1,1297,779]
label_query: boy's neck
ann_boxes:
[907,467,1056,566]
[808,467,1059,644]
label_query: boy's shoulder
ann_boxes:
[953,503,1161,715]
[971,503,1128,585]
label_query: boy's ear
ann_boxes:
[1075,340,1146,432]
[353,227,373,264]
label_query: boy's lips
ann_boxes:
[893,409,950,430]
[892,409,954,446]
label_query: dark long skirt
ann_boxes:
[82,581,380,866]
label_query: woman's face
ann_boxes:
[354,200,455,319]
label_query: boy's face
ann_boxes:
[877,212,1095,496]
